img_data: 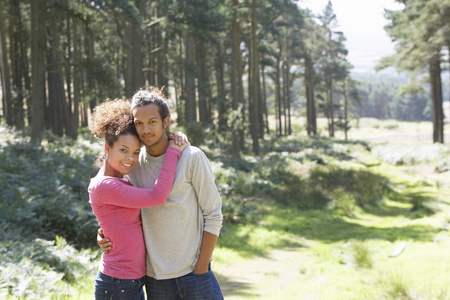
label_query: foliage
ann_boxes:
[0,128,99,247]
[0,235,98,299]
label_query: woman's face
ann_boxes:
[104,133,141,178]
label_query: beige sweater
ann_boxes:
[128,146,223,280]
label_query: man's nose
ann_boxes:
[143,123,151,132]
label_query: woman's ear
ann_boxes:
[104,142,110,155]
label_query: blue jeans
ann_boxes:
[94,271,145,300]
[145,265,223,300]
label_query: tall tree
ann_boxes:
[0,0,12,126]
[9,0,26,129]
[229,0,245,156]
[124,0,145,97]
[30,0,47,139]
[318,1,350,138]
[300,11,322,137]
[249,0,260,154]
[380,0,450,143]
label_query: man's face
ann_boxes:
[133,104,169,148]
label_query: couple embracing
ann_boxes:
[88,87,223,299]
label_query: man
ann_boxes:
[98,87,224,299]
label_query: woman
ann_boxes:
[88,99,189,299]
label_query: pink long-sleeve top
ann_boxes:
[88,147,181,279]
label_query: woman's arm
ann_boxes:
[94,147,182,208]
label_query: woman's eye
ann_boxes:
[120,149,127,153]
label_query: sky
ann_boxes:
[301,0,404,74]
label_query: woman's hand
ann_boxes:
[169,139,190,152]
[168,131,189,146]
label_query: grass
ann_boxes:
[212,137,450,299]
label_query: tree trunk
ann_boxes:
[284,59,292,135]
[124,0,145,98]
[9,0,25,129]
[275,54,282,136]
[343,79,349,140]
[30,0,47,140]
[215,43,227,130]
[249,0,260,155]
[72,18,81,139]
[326,77,335,137]
[184,32,196,123]
[260,58,269,134]
[230,0,244,156]
[305,53,317,136]
[0,0,12,126]
[65,12,78,139]
[47,6,69,137]
[196,39,210,124]
[85,29,96,114]
[429,52,444,143]
[175,33,184,125]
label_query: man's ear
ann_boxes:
[163,116,170,129]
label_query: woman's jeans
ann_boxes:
[94,271,145,300]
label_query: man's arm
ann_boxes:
[190,149,223,274]
[194,231,219,274]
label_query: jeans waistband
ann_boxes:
[98,271,144,283]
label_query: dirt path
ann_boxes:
[215,247,307,299]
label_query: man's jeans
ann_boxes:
[145,267,223,300]
[94,271,145,300]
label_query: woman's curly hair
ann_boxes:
[90,99,138,168]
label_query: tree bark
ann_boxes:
[0,0,12,125]
[429,52,444,143]
[230,0,244,156]
[260,58,269,134]
[305,53,317,136]
[124,0,145,98]
[9,0,25,128]
[249,0,260,155]
[47,5,69,137]
[196,39,211,124]
[275,52,282,136]
[215,43,227,130]
[30,0,47,139]
[71,17,81,139]
[184,32,196,123]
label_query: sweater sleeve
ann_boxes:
[94,147,180,208]
[190,149,223,237]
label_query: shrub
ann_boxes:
[0,236,98,299]
[0,135,99,247]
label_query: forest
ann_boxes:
[0,0,449,154]
[1,0,450,299]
